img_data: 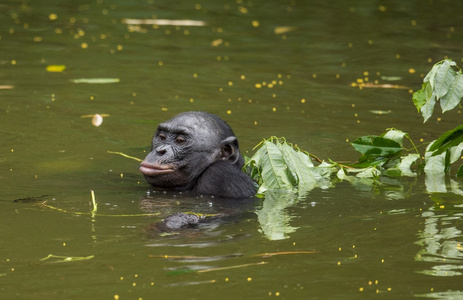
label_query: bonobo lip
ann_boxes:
[139,162,175,176]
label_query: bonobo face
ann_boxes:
[139,111,241,190]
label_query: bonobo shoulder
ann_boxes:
[195,161,256,199]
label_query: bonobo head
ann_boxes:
[139,111,246,193]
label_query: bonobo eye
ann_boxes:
[158,133,166,141]
[175,136,186,145]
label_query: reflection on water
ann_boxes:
[415,209,463,277]
[256,191,299,240]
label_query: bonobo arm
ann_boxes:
[194,160,256,199]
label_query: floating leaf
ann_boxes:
[46,65,66,72]
[363,83,408,89]
[122,19,206,26]
[383,129,407,147]
[380,76,403,81]
[397,154,420,176]
[92,114,103,127]
[71,78,120,84]
[356,167,380,178]
[40,254,94,263]
[351,136,402,159]
[369,110,391,115]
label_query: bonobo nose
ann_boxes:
[156,145,169,155]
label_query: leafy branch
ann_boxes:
[247,60,463,195]
[413,59,463,122]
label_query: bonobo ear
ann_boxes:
[220,136,240,164]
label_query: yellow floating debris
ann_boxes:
[46,65,66,72]
[274,26,296,35]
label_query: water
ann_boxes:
[1,0,463,298]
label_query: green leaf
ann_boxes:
[420,91,436,123]
[423,62,440,88]
[412,83,428,112]
[449,142,463,164]
[428,125,463,156]
[457,165,463,177]
[424,152,446,174]
[276,142,315,187]
[351,136,402,159]
[356,167,381,178]
[383,129,407,147]
[425,141,447,174]
[397,154,420,176]
[434,59,457,98]
[440,73,463,113]
[257,141,294,191]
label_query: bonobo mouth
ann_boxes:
[139,162,175,176]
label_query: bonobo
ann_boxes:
[140,111,256,200]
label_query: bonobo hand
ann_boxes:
[158,212,204,230]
